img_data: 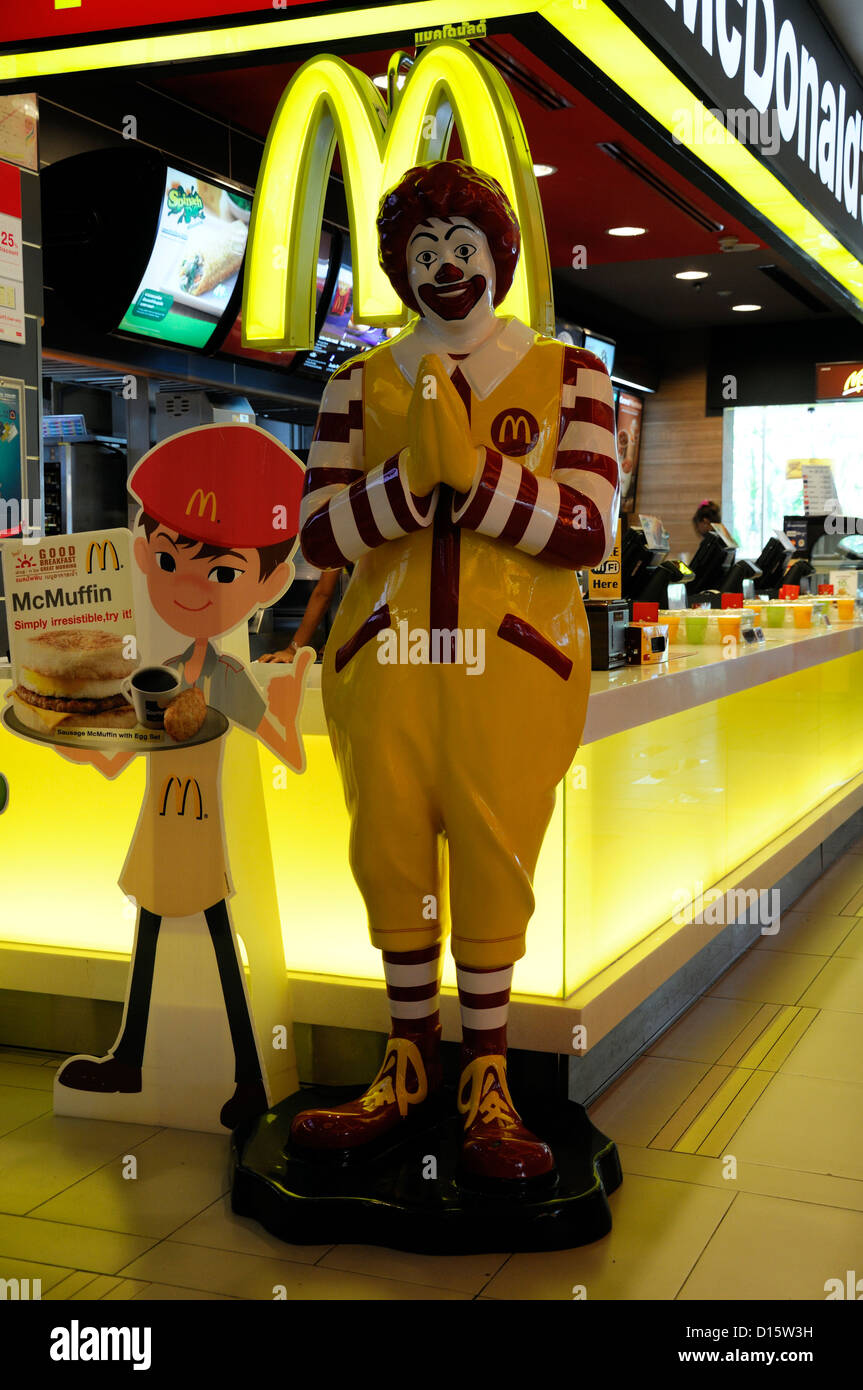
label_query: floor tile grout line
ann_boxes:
[645,996,798,1147]
[642,1057,740,1151]
[715,1001,788,1069]
[649,997,774,1070]
[20,1123,189,1218]
[673,1066,780,1156]
[651,1062,787,1156]
[0,1104,55,1144]
[110,1238,478,1297]
[472,1251,514,1300]
[646,1064,738,1151]
[672,1189,741,1301]
[620,1157,863,1204]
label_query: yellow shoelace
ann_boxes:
[457,1055,520,1131]
[358,1037,429,1118]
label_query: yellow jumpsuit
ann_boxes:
[303,323,617,968]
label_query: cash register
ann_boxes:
[622,517,694,606]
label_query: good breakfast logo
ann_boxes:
[166,182,204,225]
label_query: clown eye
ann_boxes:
[208,566,244,584]
[155,551,176,573]
[454,243,476,262]
[415,249,438,268]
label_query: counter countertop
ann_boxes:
[3,621,861,746]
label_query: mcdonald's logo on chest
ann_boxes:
[490,407,539,458]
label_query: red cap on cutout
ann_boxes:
[129,424,305,547]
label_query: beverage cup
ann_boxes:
[792,604,812,630]
[123,665,182,729]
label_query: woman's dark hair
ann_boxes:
[377,160,520,313]
[693,499,721,527]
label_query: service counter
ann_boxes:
[3,620,863,1057]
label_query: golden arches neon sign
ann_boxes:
[242,41,553,349]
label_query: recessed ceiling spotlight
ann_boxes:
[732,303,762,312]
[607,226,647,237]
[533,163,557,177]
[676,270,709,280]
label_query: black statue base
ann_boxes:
[230,1083,622,1254]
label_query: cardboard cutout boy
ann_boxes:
[291,161,620,1184]
[56,424,312,1130]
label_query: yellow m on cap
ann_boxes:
[185,489,218,522]
[243,40,553,349]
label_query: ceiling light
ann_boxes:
[372,73,405,91]
[676,270,709,280]
[732,303,762,312]
[533,163,557,177]
[607,226,647,237]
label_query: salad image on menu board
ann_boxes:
[117,168,250,350]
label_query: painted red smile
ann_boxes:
[419,274,486,321]
[175,599,212,612]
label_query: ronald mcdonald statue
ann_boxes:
[291,160,620,1187]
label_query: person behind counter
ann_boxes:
[258,567,341,664]
[693,499,721,538]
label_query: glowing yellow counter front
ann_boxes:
[3,622,863,1051]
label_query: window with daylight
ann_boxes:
[725,402,863,558]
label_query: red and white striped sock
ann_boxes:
[456,963,513,1060]
[382,944,442,1039]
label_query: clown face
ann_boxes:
[406,216,496,327]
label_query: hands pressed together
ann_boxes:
[403,353,480,499]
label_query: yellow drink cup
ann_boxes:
[792,604,812,629]
[838,597,855,621]
[717,613,742,642]
[660,611,681,641]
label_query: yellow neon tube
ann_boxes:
[243,41,552,346]
[541,0,863,305]
[0,1,537,81]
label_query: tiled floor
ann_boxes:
[3,840,863,1300]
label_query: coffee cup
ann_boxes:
[123,665,182,729]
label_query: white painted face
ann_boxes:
[405,216,497,327]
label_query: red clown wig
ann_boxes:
[377,160,521,313]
